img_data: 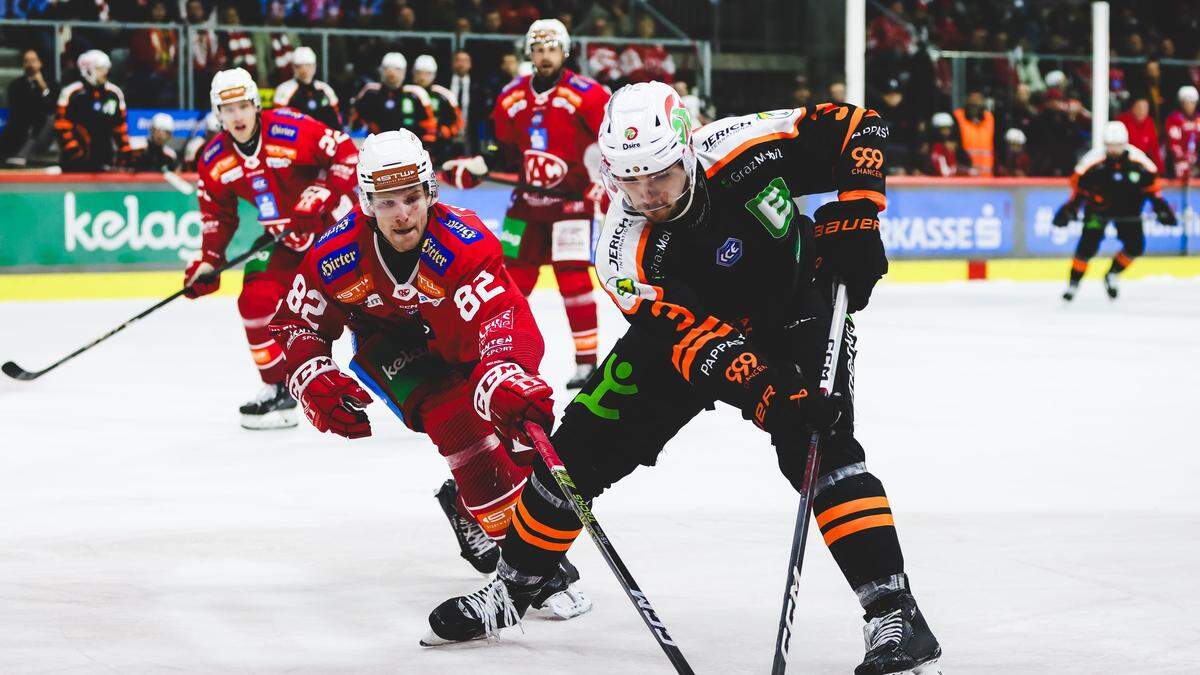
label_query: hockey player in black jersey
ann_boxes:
[424,82,941,675]
[1054,121,1178,301]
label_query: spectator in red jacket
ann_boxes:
[925,111,971,176]
[996,127,1031,177]
[1117,98,1163,171]
[1165,85,1199,178]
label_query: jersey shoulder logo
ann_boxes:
[744,177,795,239]
[716,237,743,267]
[267,122,299,141]
[273,108,305,120]
[420,233,455,275]
[201,138,224,166]
[439,211,482,245]
[318,242,360,283]
[316,211,357,246]
[567,74,594,92]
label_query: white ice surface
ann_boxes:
[2,278,1199,674]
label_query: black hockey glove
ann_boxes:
[1052,204,1076,228]
[812,200,888,313]
[1151,197,1178,226]
[747,371,845,441]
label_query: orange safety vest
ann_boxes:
[953,108,995,176]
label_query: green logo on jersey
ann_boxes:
[614,277,636,297]
[744,177,795,239]
[575,355,638,420]
[670,107,693,145]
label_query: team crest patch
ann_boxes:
[318,243,360,283]
[716,237,743,267]
[267,123,299,140]
[440,213,482,244]
[316,212,356,245]
[420,234,455,275]
[335,275,374,304]
[415,272,445,299]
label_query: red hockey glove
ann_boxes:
[440,155,488,190]
[473,362,555,465]
[289,356,373,439]
[183,248,225,298]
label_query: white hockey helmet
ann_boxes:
[413,54,437,75]
[150,112,175,133]
[380,52,407,72]
[931,111,954,129]
[525,18,570,57]
[1103,120,1129,148]
[292,46,317,67]
[598,81,697,216]
[356,130,437,216]
[210,67,261,111]
[1179,85,1199,104]
[78,49,111,86]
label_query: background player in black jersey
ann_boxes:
[1053,121,1178,301]
[424,82,941,675]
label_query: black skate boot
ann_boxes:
[434,479,500,574]
[565,363,596,390]
[1062,280,1080,302]
[239,382,299,430]
[421,559,592,645]
[855,592,942,675]
[1103,272,1119,299]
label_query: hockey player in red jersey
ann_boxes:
[1165,85,1199,179]
[442,19,610,389]
[185,67,359,429]
[268,130,590,615]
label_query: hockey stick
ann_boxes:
[2,231,285,382]
[771,281,850,675]
[523,422,695,675]
[162,169,195,196]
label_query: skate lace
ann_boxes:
[462,577,522,640]
[459,515,496,556]
[864,609,905,651]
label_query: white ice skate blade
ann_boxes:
[240,408,299,430]
[909,658,942,675]
[531,586,592,620]
[419,626,517,647]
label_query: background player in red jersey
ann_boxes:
[442,19,610,389]
[268,130,590,617]
[185,67,359,429]
[1166,85,1199,179]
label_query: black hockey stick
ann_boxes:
[523,422,695,675]
[3,231,285,382]
[771,281,850,675]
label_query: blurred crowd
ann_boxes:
[856,0,1200,178]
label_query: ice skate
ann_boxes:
[239,382,299,430]
[434,479,500,574]
[855,592,942,675]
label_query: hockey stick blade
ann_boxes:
[2,361,38,381]
[523,422,695,675]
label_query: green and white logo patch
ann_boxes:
[744,177,795,239]
[670,107,693,145]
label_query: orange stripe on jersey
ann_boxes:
[838,189,887,212]
[705,118,804,179]
[671,316,719,374]
[679,324,733,380]
[516,499,582,541]
[633,224,654,285]
[1143,178,1163,195]
[823,514,895,546]
[815,496,891,528]
[840,107,866,152]
[1071,258,1089,272]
